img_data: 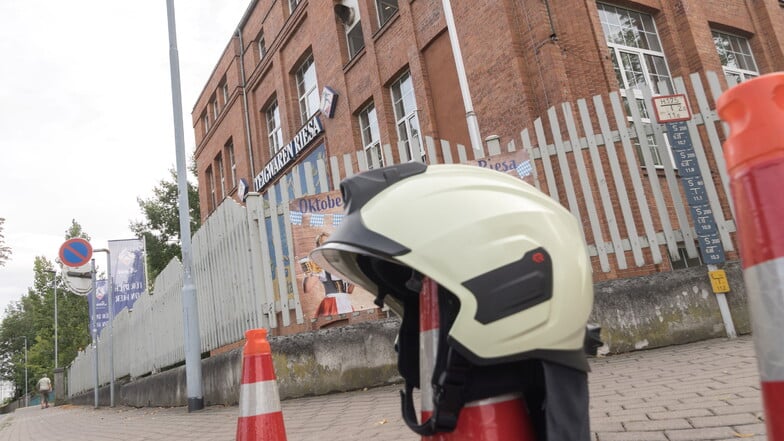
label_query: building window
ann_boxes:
[391,71,422,162]
[202,112,210,135]
[212,99,220,120]
[598,3,672,167]
[289,0,300,14]
[712,30,759,85]
[359,102,383,169]
[227,141,237,188]
[671,244,702,270]
[222,83,229,108]
[376,0,398,27]
[266,100,283,155]
[336,0,365,59]
[296,54,319,125]
[206,166,216,211]
[216,153,226,200]
[259,33,267,59]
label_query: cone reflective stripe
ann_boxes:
[718,72,784,441]
[419,278,536,441]
[236,328,287,441]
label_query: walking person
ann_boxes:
[37,375,51,408]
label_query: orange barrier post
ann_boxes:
[718,72,784,441]
[236,328,288,441]
[418,278,537,441]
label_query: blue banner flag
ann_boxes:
[108,238,147,314]
[89,280,110,336]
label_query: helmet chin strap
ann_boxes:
[400,342,473,435]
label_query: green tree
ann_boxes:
[0,221,91,400]
[0,217,11,266]
[130,167,200,283]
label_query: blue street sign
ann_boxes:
[697,234,726,265]
[690,204,718,235]
[58,238,93,268]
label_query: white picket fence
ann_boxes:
[67,70,737,396]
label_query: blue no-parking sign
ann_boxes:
[58,238,93,268]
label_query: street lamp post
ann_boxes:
[46,270,58,369]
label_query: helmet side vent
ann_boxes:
[462,247,553,324]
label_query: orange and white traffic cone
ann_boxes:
[718,72,784,441]
[236,328,287,441]
[418,278,537,441]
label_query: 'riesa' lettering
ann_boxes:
[297,194,343,213]
[476,159,518,172]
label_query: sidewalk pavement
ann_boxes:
[0,335,765,441]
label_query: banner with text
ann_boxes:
[88,279,110,336]
[108,238,147,315]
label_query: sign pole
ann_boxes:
[653,94,735,338]
[94,248,115,407]
[90,259,99,408]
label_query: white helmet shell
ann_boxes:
[311,163,593,370]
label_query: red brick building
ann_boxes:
[192,0,784,223]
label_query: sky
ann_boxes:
[0,0,251,314]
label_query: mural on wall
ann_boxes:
[288,190,378,323]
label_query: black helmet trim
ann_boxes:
[326,210,411,258]
[340,161,428,214]
[462,247,553,324]
[447,336,590,372]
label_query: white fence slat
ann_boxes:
[627,86,678,262]
[317,157,330,192]
[330,155,341,190]
[690,72,735,219]
[245,193,271,330]
[577,99,627,269]
[397,140,409,163]
[609,91,663,264]
[562,102,609,271]
[673,77,734,252]
[547,107,584,234]
[426,136,438,164]
[440,139,454,164]
[249,194,277,329]
[383,144,394,167]
[534,117,559,202]
[706,71,731,139]
[457,143,468,163]
[278,175,304,324]
[357,150,369,172]
[267,185,290,326]
[343,153,355,179]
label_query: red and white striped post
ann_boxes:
[718,72,784,441]
[419,278,536,441]
[236,328,288,441]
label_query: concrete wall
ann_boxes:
[68,262,750,408]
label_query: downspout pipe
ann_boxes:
[237,28,256,179]
[235,0,259,178]
[442,0,483,153]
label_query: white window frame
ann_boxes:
[212,99,219,120]
[376,0,398,27]
[712,30,759,85]
[206,166,216,211]
[390,71,422,162]
[202,113,210,135]
[227,142,237,188]
[296,54,319,125]
[289,0,300,14]
[259,33,267,60]
[359,102,383,169]
[216,154,226,200]
[598,2,673,168]
[222,83,229,107]
[266,100,283,155]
